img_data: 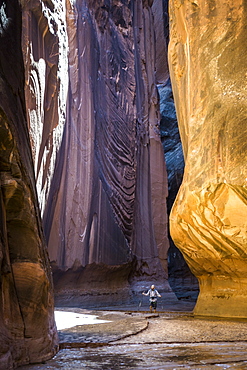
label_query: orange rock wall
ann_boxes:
[169,0,247,317]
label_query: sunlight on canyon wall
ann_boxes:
[169,0,247,317]
[0,1,58,368]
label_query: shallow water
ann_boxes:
[20,342,247,369]
[19,309,247,369]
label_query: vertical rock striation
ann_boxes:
[0,1,58,368]
[21,0,68,216]
[131,0,169,278]
[169,0,247,317]
[23,0,170,304]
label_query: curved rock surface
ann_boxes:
[169,0,247,317]
[0,1,58,368]
[152,0,198,301]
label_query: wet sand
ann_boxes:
[19,306,247,369]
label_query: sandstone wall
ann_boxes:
[22,0,170,304]
[0,1,58,368]
[169,0,247,317]
[153,0,198,301]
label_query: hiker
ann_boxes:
[142,285,161,313]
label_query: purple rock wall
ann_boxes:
[22,0,170,304]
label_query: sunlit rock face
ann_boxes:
[169,0,247,317]
[0,1,58,368]
[152,0,198,301]
[21,0,68,217]
[22,0,169,304]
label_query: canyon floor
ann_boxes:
[19,298,247,370]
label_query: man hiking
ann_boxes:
[142,285,161,313]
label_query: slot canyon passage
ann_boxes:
[0,0,247,369]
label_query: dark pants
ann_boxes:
[150,300,157,309]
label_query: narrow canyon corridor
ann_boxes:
[0,0,247,369]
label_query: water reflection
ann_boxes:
[54,310,110,330]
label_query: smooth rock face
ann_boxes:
[152,0,198,301]
[0,1,58,368]
[23,0,170,302]
[169,0,247,317]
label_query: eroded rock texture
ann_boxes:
[0,1,58,368]
[169,0,247,317]
[22,0,170,304]
[21,0,68,217]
